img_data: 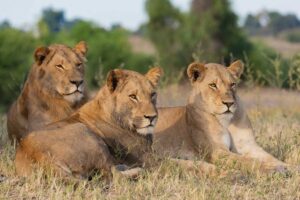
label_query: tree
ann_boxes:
[244,14,261,35]
[244,11,300,36]
[41,8,66,33]
[144,0,252,73]
[145,0,183,70]
[0,20,10,29]
[268,12,300,34]
[189,0,251,63]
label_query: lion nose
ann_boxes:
[70,80,83,87]
[144,115,157,124]
[222,101,234,109]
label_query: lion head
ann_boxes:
[31,41,88,105]
[187,60,244,121]
[100,67,163,136]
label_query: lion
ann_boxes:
[15,67,163,179]
[153,60,288,173]
[7,41,88,142]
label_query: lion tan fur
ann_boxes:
[153,61,287,173]
[15,67,163,179]
[7,42,88,142]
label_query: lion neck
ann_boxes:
[187,90,233,130]
[186,94,233,151]
[17,66,74,126]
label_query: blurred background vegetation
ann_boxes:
[0,0,300,111]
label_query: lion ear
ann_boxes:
[106,69,124,93]
[228,60,244,79]
[145,67,163,87]
[74,41,88,56]
[34,47,50,65]
[187,62,206,83]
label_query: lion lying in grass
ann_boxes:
[7,42,88,142]
[15,67,163,179]
[153,61,288,173]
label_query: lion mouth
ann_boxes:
[216,110,233,115]
[64,90,83,96]
[136,125,154,136]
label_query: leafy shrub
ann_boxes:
[0,20,155,110]
[288,54,300,90]
[0,28,37,111]
[285,30,300,43]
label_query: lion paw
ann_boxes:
[113,165,143,179]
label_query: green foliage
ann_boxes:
[245,41,277,84]
[244,14,261,35]
[284,29,300,43]
[288,54,300,90]
[201,0,252,63]
[264,56,288,88]
[41,8,66,33]
[244,11,300,36]
[243,41,300,89]
[0,13,154,110]
[0,28,37,110]
[145,0,183,70]
[269,12,300,34]
[0,21,10,30]
[145,0,252,73]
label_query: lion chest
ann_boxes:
[222,130,231,150]
[216,115,233,150]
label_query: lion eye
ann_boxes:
[56,64,64,70]
[76,63,82,68]
[129,94,138,101]
[151,92,157,102]
[209,83,217,89]
[151,92,157,99]
[231,83,236,88]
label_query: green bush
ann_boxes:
[288,54,300,90]
[145,0,252,74]
[243,41,297,89]
[0,20,155,110]
[244,41,277,85]
[0,28,37,111]
[285,30,300,43]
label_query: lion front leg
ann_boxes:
[170,158,217,176]
[94,138,145,180]
[15,147,33,177]
[229,108,288,171]
[209,148,281,173]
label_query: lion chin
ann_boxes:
[136,126,154,136]
[63,91,84,104]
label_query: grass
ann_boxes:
[251,36,300,58]
[1,87,300,199]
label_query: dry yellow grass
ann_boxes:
[251,36,300,58]
[0,87,300,199]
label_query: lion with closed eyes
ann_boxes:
[7,42,88,142]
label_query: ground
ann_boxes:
[0,87,300,199]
